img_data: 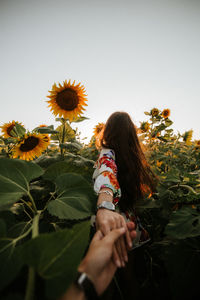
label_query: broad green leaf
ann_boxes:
[7,222,32,239]
[22,221,90,279]
[35,154,62,168]
[165,207,200,239]
[0,219,6,237]
[43,159,94,183]
[0,239,23,291]
[43,161,79,181]
[47,173,95,219]
[0,158,43,210]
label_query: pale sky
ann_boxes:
[1,0,200,142]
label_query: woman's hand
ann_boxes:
[96,209,133,267]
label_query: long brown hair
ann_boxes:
[101,111,156,211]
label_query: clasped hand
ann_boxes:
[95,209,135,267]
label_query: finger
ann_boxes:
[122,220,133,249]
[114,218,127,265]
[106,227,126,267]
[115,238,124,267]
[92,230,104,242]
[126,221,137,248]
[104,227,126,243]
[126,221,135,231]
[129,229,137,241]
[112,244,122,268]
[118,234,128,264]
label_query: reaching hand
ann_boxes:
[95,209,134,267]
[78,225,136,296]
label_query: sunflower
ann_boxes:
[183,130,193,145]
[39,124,48,127]
[195,140,200,148]
[12,133,50,161]
[93,123,105,137]
[47,80,88,121]
[161,109,170,119]
[95,129,104,149]
[0,121,23,138]
[140,122,150,133]
[151,108,159,117]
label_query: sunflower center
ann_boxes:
[56,88,79,111]
[7,124,15,136]
[20,137,39,152]
[163,110,169,116]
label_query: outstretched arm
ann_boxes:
[59,223,136,300]
[96,187,133,267]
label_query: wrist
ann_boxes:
[78,259,97,289]
[96,201,115,212]
[75,270,100,299]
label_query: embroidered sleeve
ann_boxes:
[93,149,121,204]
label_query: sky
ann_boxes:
[1,0,200,142]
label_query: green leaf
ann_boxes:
[144,112,150,115]
[55,118,64,122]
[164,118,173,127]
[22,221,90,297]
[0,240,23,291]
[71,116,89,123]
[33,126,58,134]
[47,173,95,219]
[35,154,62,168]
[10,123,26,138]
[0,158,43,210]
[1,137,17,145]
[0,219,6,237]
[43,158,94,183]
[43,161,77,181]
[60,142,82,151]
[165,207,200,239]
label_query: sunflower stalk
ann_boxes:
[27,191,37,213]
[60,119,66,159]
[25,212,41,300]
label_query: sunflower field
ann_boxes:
[0,80,199,300]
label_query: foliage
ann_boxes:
[0,106,200,300]
[135,108,200,300]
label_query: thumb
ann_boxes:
[92,230,104,242]
[104,227,126,244]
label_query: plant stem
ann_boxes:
[25,267,35,300]
[27,192,37,213]
[60,119,66,159]
[25,212,41,300]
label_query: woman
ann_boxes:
[93,111,156,269]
